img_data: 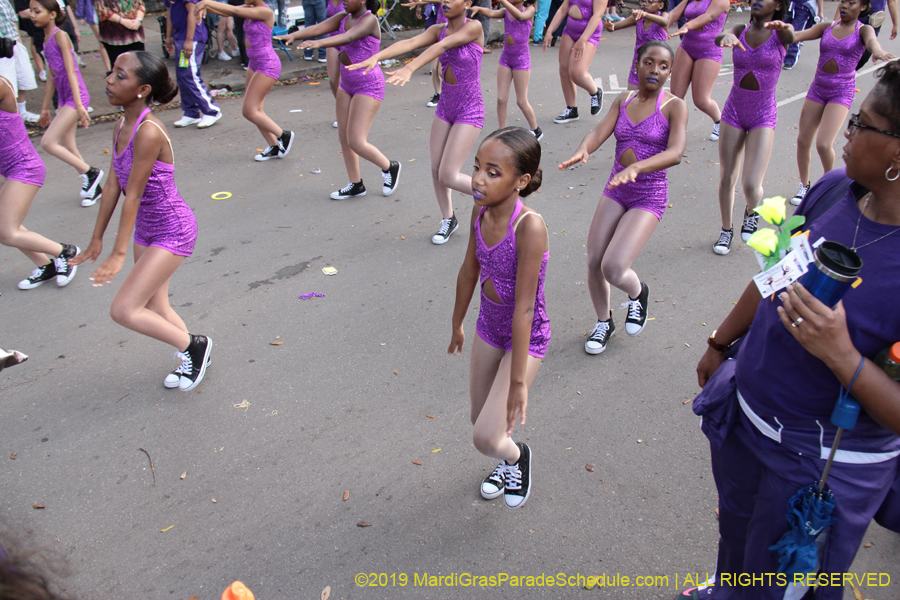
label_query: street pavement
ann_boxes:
[2,5,899,599]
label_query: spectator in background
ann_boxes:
[75,0,110,70]
[2,0,40,123]
[212,0,239,61]
[94,0,145,74]
[301,0,327,61]
[227,0,248,67]
[783,0,823,69]
[165,0,223,127]
[854,0,897,69]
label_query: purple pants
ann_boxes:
[435,80,484,128]
[721,86,777,131]
[499,43,530,70]
[806,72,855,109]
[175,40,221,118]
[563,17,601,47]
[339,64,385,102]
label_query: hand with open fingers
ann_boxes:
[873,50,896,63]
[573,38,586,61]
[298,40,320,49]
[164,38,175,55]
[559,149,590,170]
[607,164,640,188]
[89,253,126,287]
[77,106,91,128]
[348,56,378,73]
[719,33,745,50]
[777,282,855,366]
[386,66,413,86]
[604,20,615,31]
[71,240,102,266]
[632,8,645,20]
[506,384,527,436]
[764,20,792,30]
[447,327,465,355]
[670,25,688,38]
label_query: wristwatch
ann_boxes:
[707,330,733,353]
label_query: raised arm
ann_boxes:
[768,18,827,42]
[298,11,380,49]
[277,12,345,41]
[606,11,638,30]
[716,22,747,49]
[860,23,896,62]
[670,0,727,37]
[195,0,274,26]
[607,94,687,186]
[637,8,669,26]
[469,4,507,18]
[496,0,536,19]
[383,20,482,84]
[346,24,443,72]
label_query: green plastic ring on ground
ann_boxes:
[211,191,232,200]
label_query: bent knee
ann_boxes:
[601,261,627,286]
[472,430,502,457]
[109,302,136,328]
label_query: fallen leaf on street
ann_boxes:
[637,439,643,443]
[211,499,217,503]
[180,471,186,479]
[412,460,422,465]
[10,452,16,460]
[160,525,173,532]
[426,415,435,419]
[683,398,692,404]
[33,504,45,509]
[357,521,371,527]
[393,370,398,375]
[343,490,350,501]
[432,448,441,453]
[322,587,331,600]
[585,464,595,472]
[270,341,284,345]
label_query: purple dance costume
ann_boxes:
[627,19,668,86]
[679,0,727,62]
[806,22,865,109]
[604,90,672,220]
[0,79,46,187]
[562,0,602,47]
[474,199,551,358]
[43,27,90,110]
[337,12,385,101]
[435,19,484,128]
[721,28,785,131]
[498,6,532,71]
[327,0,343,36]
[244,19,281,80]
[113,107,197,257]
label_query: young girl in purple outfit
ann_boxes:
[195,0,294,162]
[448,127,548,510]
[326,0,343,126]
[604,0,668,90]
[560,41,687,355]
[31,0,105,208]
[72,52,213,392]
[349,0,483,244]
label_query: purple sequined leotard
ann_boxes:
[0,78,45,187]
[43,27,90,110]
[337,11,385,101]
[679,0,727,63]
[562,0,602,47]
[604,90,672,220]
[498,6,532,70]
[474,199,551,358]
[326,0,344,36]
[113,107,197,257]
[806,22,865,109]
[628,19,668,86]
[435,20,484,128]
[721,27,786,131]
[245,19,281,80]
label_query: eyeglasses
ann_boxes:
[847,113,900,140]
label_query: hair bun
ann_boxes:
[520,166,542,197]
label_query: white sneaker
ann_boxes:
[231,49,240,57]
[710,121,721,141]
[38,70,47,82]
[790,182,810,206]
[20,110,40,124]
[174,115,201,127]
[217,51,232,61]
[164,351,211,388]
[197,113,222,128]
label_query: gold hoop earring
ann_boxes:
[888,166,900,182]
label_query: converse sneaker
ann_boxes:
[590,88,603,116]
[530,127,543,141]
[174,115,201,127]
[713,228,733,255]
[278,130,294,158]
[330,180,367,200]
[740,210,759,242]
[80,167,103,200]
[554,106,579,124]
[18,262,57,290]
[481,461,507,500]
[54,244,80,286]
[623,282,649,336]
[585,313,615,354]
[431,213,458,244]
[179,334,213,391]
[790,182,810,206]
[426,93,440,107]
[254,145,280,162]
[710,121,721,141]
[503,442,531,509]
[382,160,401,196]
[164,350,211,389]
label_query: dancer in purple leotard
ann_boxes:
[196,0,294,162]
[0,75,80,291]
[543,0,606,123]
[604,0,669,89]
[470,0,541,137]
[448,127,547,510]
[349,0,484,244]
[781,0,894,206]
[72,52,213,393]
[326,0,343,115]
[560,41,687,355]
[30,0,105,208]
[712,0,793,256]
[668,0,728,140]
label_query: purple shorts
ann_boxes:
[603,175,668,221]
[339,64,385,101]
[133,203,198,257]
[248,55,282,81]
[721,86,777,131]
[678,31,724,63]
[499,42,530,70]
[806,71,855,109]
[563,17,601,47]
[54,75,90,111]
[435,80,484,128]
[0,138,46,187]
[476,294,550,358]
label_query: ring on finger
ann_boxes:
[791,317,804,328]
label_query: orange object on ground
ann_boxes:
[222,581,255,600]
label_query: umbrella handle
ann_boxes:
[830,358,865,430]
[818,428,844,491]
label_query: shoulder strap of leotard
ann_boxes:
[622,90,638,107]
[512,209,549,245]
[0,75,12,93]
[135,108,176,161]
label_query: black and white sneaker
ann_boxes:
[503,442,531,509]
[382,160,401,196]
[530,127,543,141]
[426,93,440,107]
[254,145,280,162]
[54,244,80,286]
[481,461,507,500]
[710,121,721,141]
[624,282,649,336]
[179,334,213,391]
[713,228,733,255]
[18,262,57,290]
[790,182,810,206]
[590,88,603,115]
[740,211,759,242]
[584,313,615,354]
[431,213,458,244]
[278,130,294,158]
[165,350,211,389]
[330,180,367,200]
[80,167,103,205]
[554,106,579,124]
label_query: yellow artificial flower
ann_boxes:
[754,196,787,226]
[747,228,778,256]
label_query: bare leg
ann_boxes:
[512,68,538,129]
[0,180,63,266]
[690,58,722,124]
[241,70,281,145]
[796,99,825,185]
[670,47,693,100]
[496,64,513,128]
[429,118,481,218]
[326,48,340,98]
[587,195,626,319]
[216,17,227,54]
[41,107,89,174]
[431,57,441,94]
[30,39,44,74]
[557,35,577,106]
[346,93,390,171]
[336,89,360,182]
[88,23,111,72]
[740,126,775,214]
[224,17,238,52]
[109,245,191,351]
[568,42,599,94]
[138,246,188,333]
[816,102,850,175]
[717,122,747,230]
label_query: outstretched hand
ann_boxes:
[558,149,590,170]
[385,66,413,86]
[347,56,378,73]
[71,240,102,266]
[764,20,792,30]
[88,253,126,287]
[607,164,640,188]
[669,25,688,38]
[719,33,745,50]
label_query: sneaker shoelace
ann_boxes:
[80,172,90,190]
[53,254,68,273]
[712,123,721,137]
[589,321,610,341]
[382,169,393,187]
[591,92,600,107]
[176,350,193,376]
[27,266,47,281]
[338,182,356,196]
[436,218,453,236]
[622,299,643,321]
[716,229,733,247]
[504,463,523,491]
[488,462,507,486]
[742,213,759,230]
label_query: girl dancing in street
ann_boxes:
[604,0,668,90]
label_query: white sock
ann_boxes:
[17,101,26,115]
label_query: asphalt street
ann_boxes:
[1,6,899,599]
